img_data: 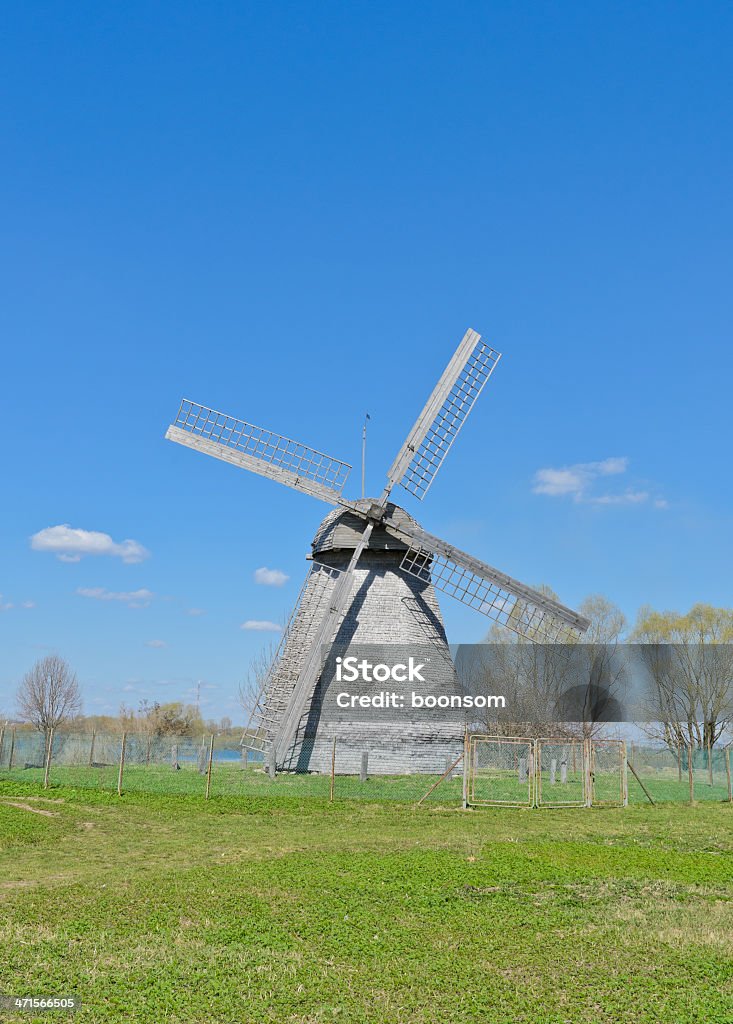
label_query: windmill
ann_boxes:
[166,329,590,773]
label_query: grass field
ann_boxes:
[0,780,731,1023]
[4,760,729,806]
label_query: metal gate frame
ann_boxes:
[589,738,627,807]
[464,736,628,809]
[535,737,588,808]
[467,734,535,807]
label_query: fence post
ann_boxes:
[726,747,732,803]
[708,737,713,787]
[0,722,5,766]
[677,739,682,783]
[621,741,628,807]
[117,732,127,797]
[360,751,368,783]
[43,728,54,790]
[205,734,215,799]
[461,729,469,810]
[329,738,336,802]
[8,728,15,770]
[171,744,179,771]
[145,736,151,766]
[688,743,694,804]
[267,747,276,780]
[88,730,96,767]
[584,739,593,808]
[241,747,249,771]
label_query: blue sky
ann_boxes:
[1,2,731,722]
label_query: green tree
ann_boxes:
[631,603,733,752]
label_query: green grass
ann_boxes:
[0,780,731,1023]
[0,764,446,801]
[4,760,729,806]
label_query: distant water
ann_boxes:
[215,747,264,763]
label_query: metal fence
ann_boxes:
[0,727,456,804]
[0,726,730,807]
[467,736,613,809]
[466,735,732,809]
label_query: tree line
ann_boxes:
[5,596,733,756]
[5,655,238,746]
[478,595,733,751]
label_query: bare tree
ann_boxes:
[565,594,627,739]
[16,655,82,743]
[474,591,627,738]
[578,594,626,645]
[238,641,277,727]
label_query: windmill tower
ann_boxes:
[166,329,590,772]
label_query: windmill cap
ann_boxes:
[312,501,418,554]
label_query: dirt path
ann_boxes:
[0,799,59,817]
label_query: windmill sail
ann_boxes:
[166,400,351,504]
[272,521,376,765]
[382,519,590,643]
[385,329,501,499]
[242,561,344,754]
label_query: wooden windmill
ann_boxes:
[166,329,590,772]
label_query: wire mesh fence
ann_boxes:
[536,739,586,807]
[591,739,628,806]
[468,736,534,806]
[0,726,730,808]
[627,741,732,804]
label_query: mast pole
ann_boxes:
[361,413,369,498]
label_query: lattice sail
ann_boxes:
[385,522,589,644]
[241,561,343,753]
[167,400,351,504]
[386,329,501,500]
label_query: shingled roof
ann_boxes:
[312,500,418,554]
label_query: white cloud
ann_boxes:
[240,619,282,632]
[587,491,649,506]
[533,457,628,499]
[254,567,289,587]
[145,639,167,648]
[31,525,149,564]
[77,587,154,608]
[0,595,36,611]
[187,608,206,617]
[532,457,664,508]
